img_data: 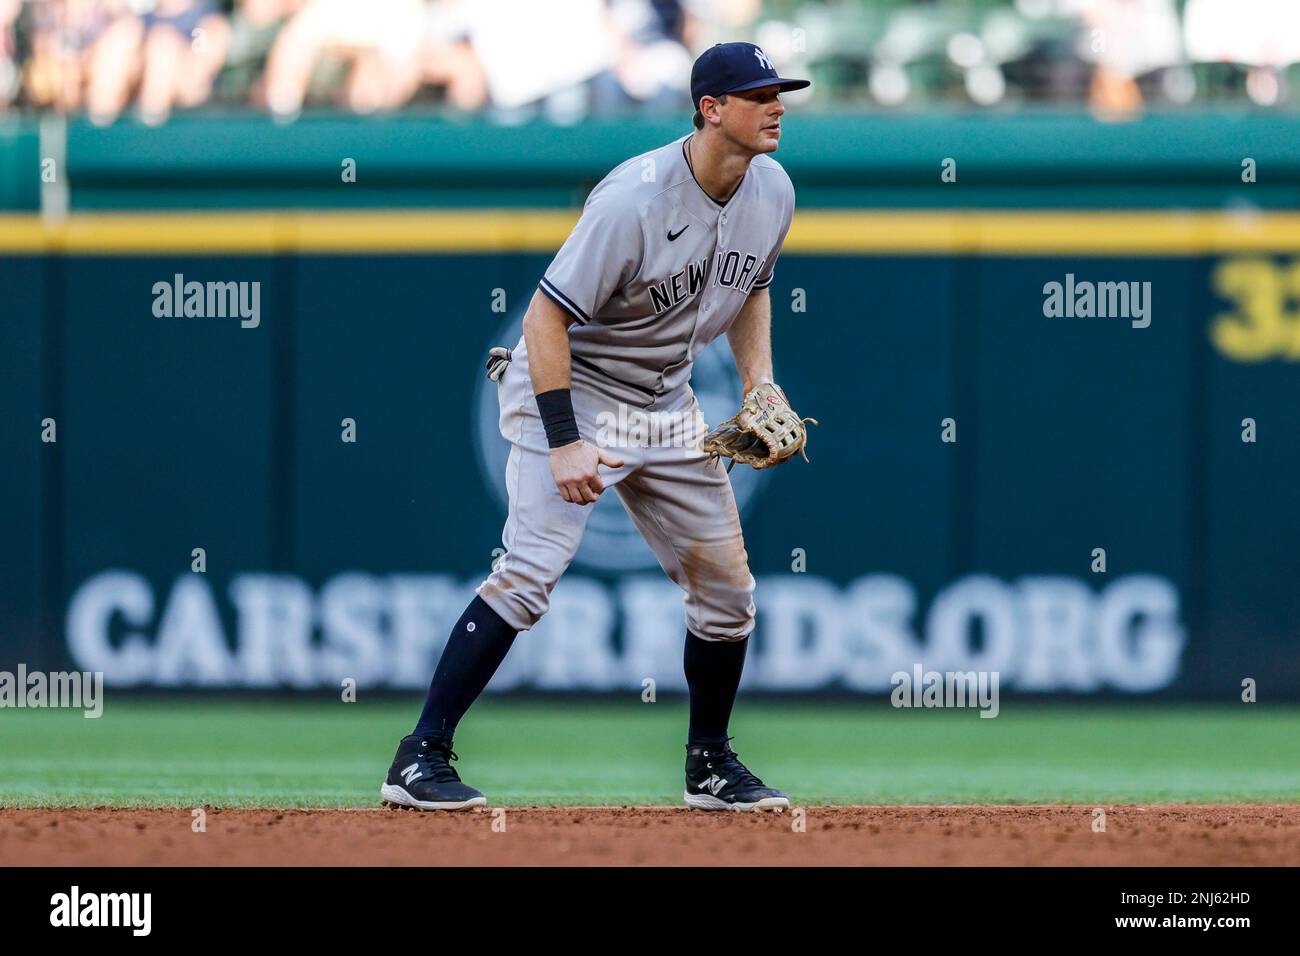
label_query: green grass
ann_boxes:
[1,698,1298,807]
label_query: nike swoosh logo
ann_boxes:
[667,225,689,241]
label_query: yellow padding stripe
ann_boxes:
[1,210,1297,254]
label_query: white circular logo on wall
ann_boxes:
[474,310,768,573]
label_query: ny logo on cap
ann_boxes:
[753,47,773,71]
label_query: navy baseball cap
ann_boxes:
[690,42,810,111]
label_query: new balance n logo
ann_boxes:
[401,763,423,785]
[696,774,728,795]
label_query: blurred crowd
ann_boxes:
[2,0,1299,124]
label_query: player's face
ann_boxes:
[722,85,785,153]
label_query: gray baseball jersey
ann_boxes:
[538,133,795,408]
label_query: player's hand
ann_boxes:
[550,440,624,505]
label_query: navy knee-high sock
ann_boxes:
[413,595,518,740]
[684,629,748,747]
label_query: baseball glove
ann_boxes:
[703,382,818,471]
[485,346,512,383]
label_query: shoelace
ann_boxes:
[418,739,464,783]
[701,738,766,788]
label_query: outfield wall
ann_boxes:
[1,115,1297,698]
[3,215,1297,698]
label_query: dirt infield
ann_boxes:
[3,805,1298,866]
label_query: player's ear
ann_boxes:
[700,94,726,127]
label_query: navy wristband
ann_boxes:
[535,389,581,449]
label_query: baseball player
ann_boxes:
[382,42,813,812]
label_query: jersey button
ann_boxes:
[720,213,728,224]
